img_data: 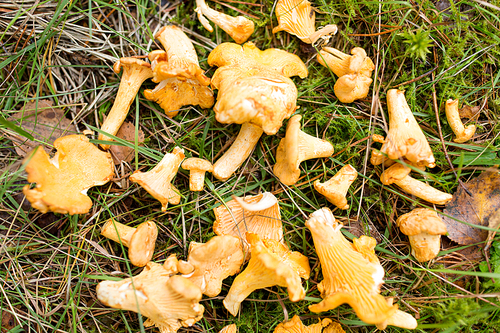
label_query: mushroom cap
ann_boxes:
[314,164,358,210]
[113,57,153,80]
[333,73,373,103]
[181,157,213,172]
[23,135,114,215]
[128,221,158,267]
[219,324,238,333]
[96,262,204,333]
[380,163,411,185]
[317,47,375,78]
[396,208,447,236]
[274,315,345,333]
[186,235,245,297]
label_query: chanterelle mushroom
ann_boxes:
[317,47,375,103]
[23,135,114,215]
[274,315,345,333]
[100,219,158,267]
[380,163,453,205]
[445,99,476,143]
[371,89,436,168]
[396,208,447,262]
[274,115,334,185]
[181,158,213,191]
[99,58,153,149]
[144,26,214,118]
[96,262,204,333]
[129,147,185,211]
[306,208,416,328]
[220,324,238,333]
[223,233,310,316]
[273,0,337,44]
[213,192,283,247]
[184,235,244,297]
[195,0,254,44]
[314,164,358,210]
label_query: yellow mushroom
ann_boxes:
[396,208,447,262]
[99,58,153,149]
[274,315,345,333]
[380,163,453,205]
[223,233,310,316]
[371,89,435,168]
[195,0,254,44]
[314,164,358,210]
[274,115,334,185]
[129,147,185,211]
[100,219,157,267]
[184,235,244,297]
[220,324,238,333]
[445,99,476,143]
[273,0,337,44]
[23,135,114,215]
[96,262,204,333]
[181,158,213,191]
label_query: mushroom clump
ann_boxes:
[306,208,417,329]
[130,147,185,211]
[23,135,114,215]
[445,99,476,143]
[314,164,358,210]
[223,233,310,316]
[274,115,334,185]
[274,315,345,333]
[213,192,283,248]
[371,89,435,168]
[273,0,338,44]
[144,26,214,118]
[96,262,204,333]
[195,0,254,44]
[396,208,448,262]
[317,47,374,103]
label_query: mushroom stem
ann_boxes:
[314,164,358,210]
[213,122,264,181]
[391,175,452,205]
[99,58,153,150]
[445,99,476,143]
[101,219,135,247]
[190,172,206,191]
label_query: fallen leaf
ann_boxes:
[109,121,145,165]
[459,105,480,121]
[443,168,500,245]
[1,311,16,332]
[7,100,76,156]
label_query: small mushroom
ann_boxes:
[23,135,114,215]
[96,262,204,333]
[129,147,185,211]
[396,208,447,262]
[99,58,153,149]
[317,47,375,103]
[380,163,453,205]
[371,89,435,168]
[274,115,334,185]
[273,0,338,44]
[274,315,345,333]
[184,235,245,297]
[223,233,310,316]
[220,324,238,333]
[181,158,213,191]
[445,99,476,143]
[314,164,358,210]
[100,219,158,267]
[195,0,254,44]
[213,192,283,248]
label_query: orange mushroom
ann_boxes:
[274,315,345,333]
[314,164,358,210]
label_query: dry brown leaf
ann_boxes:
[1,311,16,332]
[443,168,500,245]
[109,121,145,165]
[7,100,76,156]
[459,105,480,120]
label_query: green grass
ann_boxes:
[1,0,500,332]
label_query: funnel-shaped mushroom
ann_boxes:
[274,315,345,333]
[181,158,213,191]
[184,235,244,297]
[273,0,337,44]
[99,58,153,149]
[445,99,476,143]
[213,192,283,247]
[100,219,157,267]
[380,163,452,205]
[129,147,185,211]
[223,233,310,316]
[314,164,358,210]
[274,115,334,185]
[317,47,374,103]
[372,89,435,168]
[306,207,399,325]
[396,208,447,262]
[23,135,114,215]
[195,0,254,44]
[96,262,204,333]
